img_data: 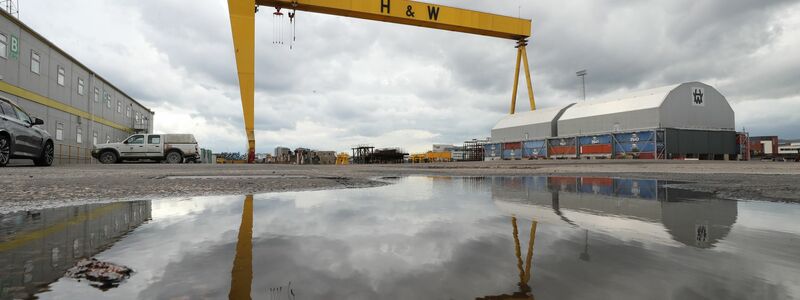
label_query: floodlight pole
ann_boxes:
[576,70,587,101]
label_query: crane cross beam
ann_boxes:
[256,0,531,40]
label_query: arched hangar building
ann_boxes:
[487,82,739,160]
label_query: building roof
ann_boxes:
[0,9,153,114]
[558,84,680,121]
[492,104,573,131]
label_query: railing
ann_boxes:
[53,143,96,165]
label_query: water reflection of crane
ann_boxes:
[477,217,537,300]
[229,195,254,300]
[228,195,296,300]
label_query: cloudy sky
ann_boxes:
[19,0,800,153]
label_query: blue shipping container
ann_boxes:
[484,143,502,158]
[523,140,548,158]
[502,149,522,159]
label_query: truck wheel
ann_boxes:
[34,141,54,166]
[99,151,118,164]
[0,135,10,167]
[166,151,183,164]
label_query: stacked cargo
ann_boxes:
[578,135,613,158]
[548,138,577,158]
[502,142,522,160]
[522,140,548,159]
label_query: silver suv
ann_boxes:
[0,98,54,167]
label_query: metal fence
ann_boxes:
[53,143,95,165]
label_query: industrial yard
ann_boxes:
[2,0,800,299]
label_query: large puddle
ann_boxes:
[1,176,799,299]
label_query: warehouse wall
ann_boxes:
[665,129,736,157]
[0,11,153,164]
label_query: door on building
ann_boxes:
[146,135,162,157]
[122,134,146,157]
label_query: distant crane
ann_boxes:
[227,0,537,162]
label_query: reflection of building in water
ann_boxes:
[0,201,151,299]
[491,176,737,248]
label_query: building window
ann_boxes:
[77,78,85,95]
[126,106,131,118]
[57,66,65,86]
[55,123,63,141]
[135,112,140,125]
[116,100,121,113]
[0,34,7,59]
[93,132,98,145]
[31,51,40,74]
[104,92,111,109]
[93,88,100,102]
[76,127,82,144]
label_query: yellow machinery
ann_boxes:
[409,151,453,163]
[227,0,536,163]
[409,153,426,163]
[335,152,350,165]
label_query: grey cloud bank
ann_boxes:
[19,0,800,152]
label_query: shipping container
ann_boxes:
[579,177,614,195]
[613,131,659,159]
[484,143,503,161]
[578,134,613,157]
[502,142,523,160]
[547,138,577,158]
[614,179,658,200]
[748,136,779,158]
[548,176,578,192]
[522,140,548,159]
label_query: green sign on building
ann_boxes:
[10,35,18,59]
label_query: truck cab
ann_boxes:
[92,133,199,164]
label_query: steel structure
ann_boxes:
[227,0,535,162]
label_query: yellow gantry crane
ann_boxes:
[227,0,537,162]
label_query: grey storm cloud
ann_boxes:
[18,0,800,152]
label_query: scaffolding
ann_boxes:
[351,145,374,164]
[463,138,489,161]
[0,0,18,18]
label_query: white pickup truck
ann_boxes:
[92,134,200,164]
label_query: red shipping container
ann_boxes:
[550,146,576,155]
[503,142,522,150]
[549,176,578,187]
[581,177,613,187]
[580,144,612,154]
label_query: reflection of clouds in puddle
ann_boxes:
[29,176,800,299]
[150,195,242,220]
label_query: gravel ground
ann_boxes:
[1,160,798,213]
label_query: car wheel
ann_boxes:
[99,151,118,164]
[0,135,10,167]
[166,151,183,164]
[34,141,54,166]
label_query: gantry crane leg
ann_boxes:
[510,40,537,114]
[228,0,257,163]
